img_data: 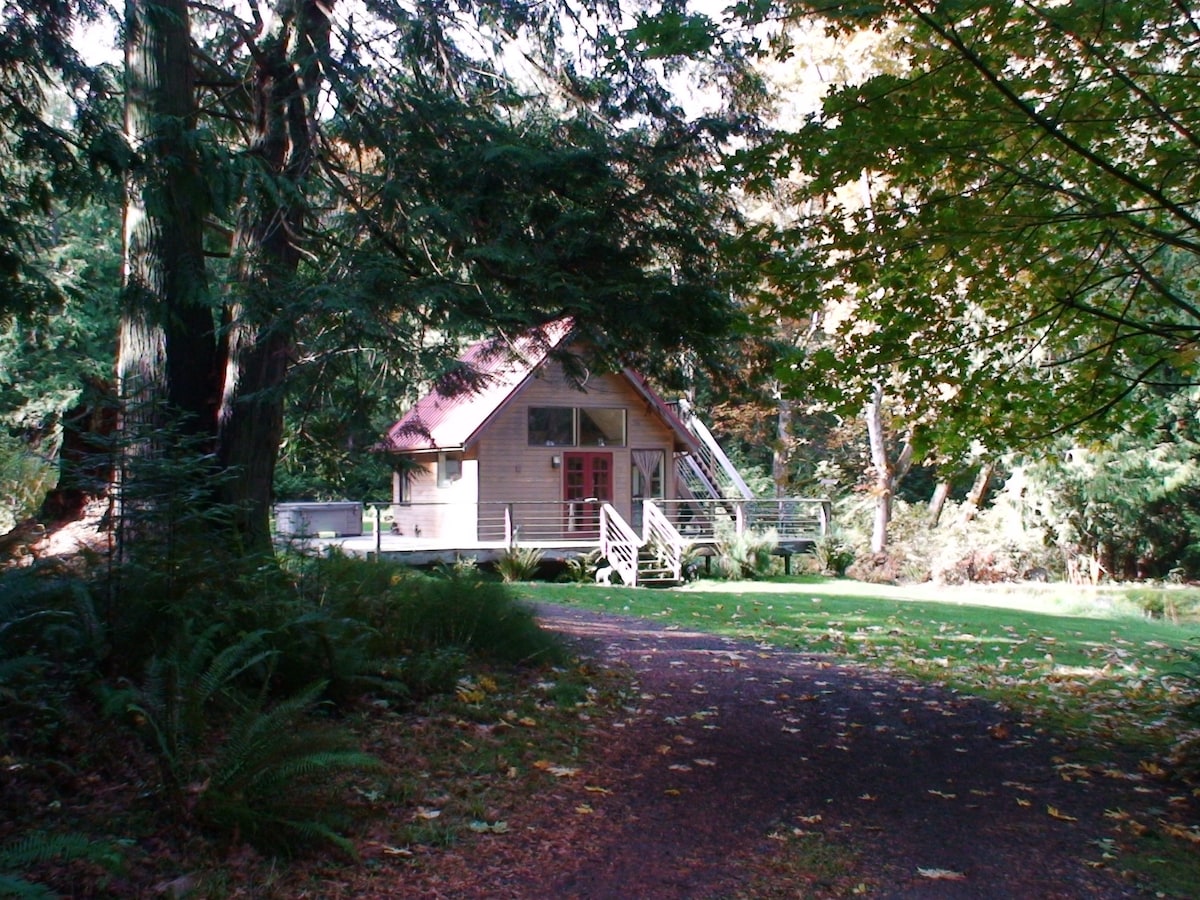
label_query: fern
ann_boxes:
[0,873,55,899]
[198,681,382,855]
[0,832,121,898]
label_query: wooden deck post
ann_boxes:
[374,503,382,559]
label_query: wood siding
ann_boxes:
[476,362,678,535]
[391,455,480,540]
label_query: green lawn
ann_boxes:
[515,576,1200,759]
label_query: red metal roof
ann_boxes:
[384,320,574,452]
[383,321,700,455]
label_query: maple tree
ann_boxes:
[738,0,1200,461]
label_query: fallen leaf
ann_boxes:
[468,820,509,834]
[1047,806,1078,822]
[917,867,966,881]
[584,785,611,794]
[1159,821,1200,845]
[575,804,594,814]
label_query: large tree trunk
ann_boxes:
[865,383,891,553]
[118,0,218,549]
[120,0,217,433]
[217,2,329,549]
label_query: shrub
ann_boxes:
[386,573,566,666]
[0,431,57,537]
[283,554,567,674]
[561,549,603,584]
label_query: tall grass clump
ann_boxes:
[495,545,545,582]
[710,526,778,580]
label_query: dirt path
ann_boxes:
[392,602,1195,897]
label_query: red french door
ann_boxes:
[563,452,612,537]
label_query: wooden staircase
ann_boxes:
[599,501,685,587]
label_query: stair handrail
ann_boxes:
[600,503,641,587]
[642,500,684,583]
[676,452,722,502]
[675,400,754,500]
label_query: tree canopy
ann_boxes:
[743,0,1200,459]
[2,0,759,548]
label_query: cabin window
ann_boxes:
[579,408,626,447]
[437,452,462,488]
[528,407,575,446]
[528,407,626,447]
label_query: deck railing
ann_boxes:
[382,496,829,548]
[656,497,829,544]
[388,499,625,545]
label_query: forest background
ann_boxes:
[4,0,1200,584]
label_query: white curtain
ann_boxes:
[632,450,664,496]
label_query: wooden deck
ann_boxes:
[302,532,603,566]
[284,496,830,569]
